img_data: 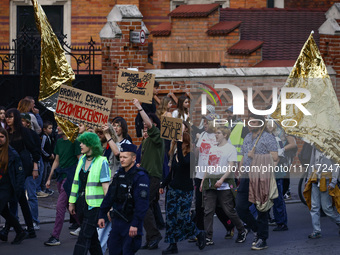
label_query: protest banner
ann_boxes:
[161,116,183,141]
[116,69,155,103]
[55,85,112,129]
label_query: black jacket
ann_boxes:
[8,146,25,199]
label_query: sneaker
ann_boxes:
[33,222,40,231]
[36,191,49,198]
[268,218,277,226]
[11,231,28,245]
[273,224,288,231]
[225,228,234,239]
[235,228,248,243]
[205,238,214,246]
[251,238,268,250]
[70,227,81,236]
[44,236,61,246]
[188,236,197,242]
[283,193,291,200]
[308,232,321,239]
[252,232,258,246]
[69,223,80,230]
[45,189,54,196]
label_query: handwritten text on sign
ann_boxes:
[116,69,155,103]
[161,116,183,142]
[55,85,112,129]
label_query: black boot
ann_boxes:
[0,224,10,242]
[26,227,36,239]
[162,243,178,254]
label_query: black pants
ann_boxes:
[73,206,102,255]
[8,189,34,229]
[235,178,269,240]
[144,176,162,242]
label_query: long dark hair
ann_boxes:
[5,108,23,137]
[176,95,189,119]
[113,117,129,139]
[0,127,9,171]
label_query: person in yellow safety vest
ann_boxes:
[224,106,249,163]
[69,132,111,255]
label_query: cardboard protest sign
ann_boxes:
[161,116,183,141]
[116,69,155,103]
[55,85,112,129]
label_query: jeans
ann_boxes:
[273,179,287,226]
[25,176,39,224]
[310,181,340,233]
[236,178,269,240]
[98,221,111,254]
[35,159,44,193]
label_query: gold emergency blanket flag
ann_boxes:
[32,0,78,141]
[272,32,340,164]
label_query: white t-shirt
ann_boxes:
[207,143,237,190]
[196,132,217,179]
[172,109,189,121]
[111,138,131,176]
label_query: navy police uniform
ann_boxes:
[99,144,149,255]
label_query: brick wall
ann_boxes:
[140,0,170,32]
[101,9,148,144]
[230,0,267,8]
[152,10,263,68]
[320,35,340,101]
[285,0,336,8]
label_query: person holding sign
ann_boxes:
[159,130,206,254]
[132,98,164,250]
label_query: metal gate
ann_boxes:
[0,26,102,120]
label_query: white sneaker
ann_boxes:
[70,227,81,236]
[33,222,40,231]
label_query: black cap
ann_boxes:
[120,143,137,154]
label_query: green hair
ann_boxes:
[77,132,103,157]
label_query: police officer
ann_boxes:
[98,143,149,255]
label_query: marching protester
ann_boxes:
[0,127,28,244]
[1,109,40,240]
[40,120,55,196]
[132,98,164,250]
[236,114,278,250]
[159,131,206,254]
[0,106,6,128]
[20,113,45,229]
[195,113,234,242]
[172,95,190,122]
[24,96,43,129]
[303,146,340,239]
[135,81,159,137]
[44,126,81,246]
[17,98,41,134]
[69,132,111,254]
[98,143,149,255]
[266,122,288,231]
[200,126,248,245]
[156,97,173,119]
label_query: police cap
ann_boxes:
[120,143,137,154]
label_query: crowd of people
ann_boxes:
[0,86,340,254]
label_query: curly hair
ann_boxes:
[77,132,103,157]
